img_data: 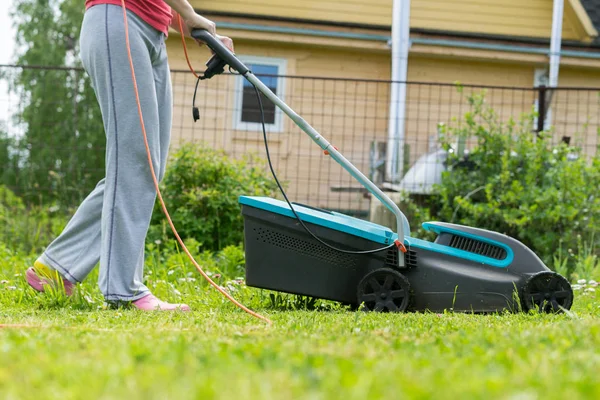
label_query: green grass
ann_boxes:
[1,243,599,400]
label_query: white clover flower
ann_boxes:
[226,284,237,292]
[578,279,587,285]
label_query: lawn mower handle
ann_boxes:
[190,29,249,76]
[190,29,410,265]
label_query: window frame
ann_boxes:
[232,55,288,133]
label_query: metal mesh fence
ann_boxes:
[1,64,599,234]
[169,70,598,215]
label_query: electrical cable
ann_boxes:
[177,15,199,79]
[250,84,396,255]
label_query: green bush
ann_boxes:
[0,185,68,254]
[149,143,279,251]
[433,93,600,276]
[0,185,25,215]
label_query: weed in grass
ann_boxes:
[267,292,342,312]
[570,235,599,281]
[553,245,571,279]
[553,235,599,282]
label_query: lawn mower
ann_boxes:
[191,29,574,314]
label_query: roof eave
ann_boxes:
[568,0,599,42]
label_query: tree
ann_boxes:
[0,125,20,190]
[7,0,105,207]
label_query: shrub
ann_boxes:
[149,143,279,251]
[0,185,68,253]
[433,93,600,275]
[0,185,25,215]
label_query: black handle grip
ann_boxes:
[190,29,249,75]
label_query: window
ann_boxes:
[233,56,287,132]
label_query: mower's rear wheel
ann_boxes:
[357,268,411,312]
[522,271,573,313]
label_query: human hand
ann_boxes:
[192,32,235,54]
[181,12,216,37]
[175,13,234,53]
[214,34,234,53]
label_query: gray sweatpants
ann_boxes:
[38,4,172,301]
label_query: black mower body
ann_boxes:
[239,196,573,313]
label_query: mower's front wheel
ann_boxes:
[357,268,411,312]
[522,271,573,313]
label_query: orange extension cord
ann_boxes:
[120,1,271,325]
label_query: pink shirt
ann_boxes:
[85,0,173,35]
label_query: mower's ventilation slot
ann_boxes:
[386,247,418,268]
[448,235,507,260]
[253,227,357,268]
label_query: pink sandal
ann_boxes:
[132,293,191,312]
[26,262,74,296]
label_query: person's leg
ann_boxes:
[83,4,166,302]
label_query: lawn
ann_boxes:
[1,243,599,400]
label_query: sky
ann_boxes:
[0,0,16,64]
[0,0,17,129]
